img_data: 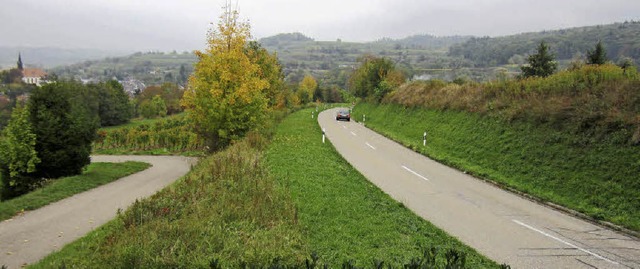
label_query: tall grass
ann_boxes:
[32,139,307,268]
[386,64,640,144]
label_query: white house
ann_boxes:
[21,68,47,86]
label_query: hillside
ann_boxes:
[46,21,640,87]
[449,21,640,67]
[0,47,129,69]
[258,32,473,83]
[50,51,196,86]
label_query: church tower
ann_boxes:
[17,53,24,71]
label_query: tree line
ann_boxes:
[449,21,640,67]
[0,80,133,199]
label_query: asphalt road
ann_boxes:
[0,155,196,268]
[319,108,640,269]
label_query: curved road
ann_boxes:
[0,155,196,268]
[319,108,640,269]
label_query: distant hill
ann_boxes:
[0,47,130,69]
[257,32,473,83]
[259,32,315,47]
[50,51,196,86]
[449,21,640,67]
[50,21,640,88]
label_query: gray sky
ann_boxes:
[2,0,639,52]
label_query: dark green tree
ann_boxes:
[94,80,132,126]
[521,41,557,78]
[587,41,607,65]
[28,81,99,179]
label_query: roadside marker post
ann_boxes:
[363,114,366,126]
[322,128,326,143]
[423,131,427,146]
[312,111,314,119]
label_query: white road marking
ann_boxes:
[365,142,376,150]
[351,131,357,136]
[512,219,619,265]
[402,165,429,181]
[342,125,347,129]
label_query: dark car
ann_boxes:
[336,109,350,121]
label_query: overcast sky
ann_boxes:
[2,0,639,52]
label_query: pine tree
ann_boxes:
[587,41,607,65]
[521,41,557,78]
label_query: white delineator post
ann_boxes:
[363,114,366,125]
[423,131,427,146]
[312,111,314,119]
[322,128,326,143]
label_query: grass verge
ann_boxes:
[30,138,306,268]
[29,107,500,268]
[353,103,640,232]
[264,108,500,267]
[0,161,150,222]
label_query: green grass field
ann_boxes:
[353,103,640,232]
[29,108,500,268]
[0,161,150,222]
[264,108,499,267]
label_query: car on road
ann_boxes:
[336,109,351,121]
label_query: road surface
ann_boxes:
[0,155,196,268]
[319,108,640,269]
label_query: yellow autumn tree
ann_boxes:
[181,6,269,150]
[298,75,318,104]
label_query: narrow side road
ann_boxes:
[320,108,640,269]
[0,155,196,269]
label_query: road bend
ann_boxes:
[0,155,196,268]
[319,108,640,268]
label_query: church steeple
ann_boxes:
[17,53,24,71]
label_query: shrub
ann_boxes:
[0,105,40,199]
[28,81,99,179]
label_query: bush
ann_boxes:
[0,105,40,199]
[93,80,132,126]
[28,81,99,179]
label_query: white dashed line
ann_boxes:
[512,220,619,265]
[401,165,429,181]
[365,142,376,150]
[350,131,357,136]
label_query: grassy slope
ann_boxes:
[0,161,150,221]
[31,139,306,268]
[31,108,498,268]
[353,103,640,232]
[265,108,499,267]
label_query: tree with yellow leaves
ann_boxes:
[182,6,271,150]
[298,74,318,104]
